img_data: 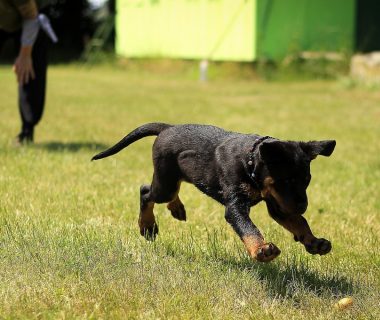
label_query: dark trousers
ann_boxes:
[0,29,48,135]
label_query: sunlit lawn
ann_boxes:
[0,63,379,319]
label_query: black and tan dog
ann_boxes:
[92,123,336,262]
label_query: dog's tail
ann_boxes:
[91,122,172,161]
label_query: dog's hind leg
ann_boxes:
[167,183,186,221]
[139,184,158,240]
[139,158,184,239]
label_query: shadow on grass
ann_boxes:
[218,255,355,299]
[35,141,108,153]
[160,234,355,299]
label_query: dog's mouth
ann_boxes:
[260,177,308,215]
[266,194,307,216]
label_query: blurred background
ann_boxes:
[0,0,114,62]
[0,0,379,79]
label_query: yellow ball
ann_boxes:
[335,297,354,310]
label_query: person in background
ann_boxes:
[0,0,54,145]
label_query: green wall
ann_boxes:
[116,0,256,61]
[256,0,356,60]
[116,0,356,61]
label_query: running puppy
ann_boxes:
[92,123,336,263]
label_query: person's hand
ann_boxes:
[13,46,35,85]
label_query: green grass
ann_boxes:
[0,64,379,319]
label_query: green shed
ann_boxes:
[116,0,356,61]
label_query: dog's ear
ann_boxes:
[300,140,336,160]
[259,140,288,163]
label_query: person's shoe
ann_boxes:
[14,131,34,146]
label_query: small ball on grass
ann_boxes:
[334,297,353,310]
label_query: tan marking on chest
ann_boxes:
[261,177,290,212]
[240,183,261,200]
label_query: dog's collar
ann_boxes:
[247,136,272,188]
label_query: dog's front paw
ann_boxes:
[255,242,281,262]
[138,219,159,241]
[304,237,331,255]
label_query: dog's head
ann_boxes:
[258,139,336,215]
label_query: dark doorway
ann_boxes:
[356,0,380,52]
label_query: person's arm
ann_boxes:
[13,0,39,85]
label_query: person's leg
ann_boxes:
[17,30,48,143]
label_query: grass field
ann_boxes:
[0,64,379,319]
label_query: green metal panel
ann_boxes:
[117,0,356,61]
[256,0,356,60]
[116,0,256,61]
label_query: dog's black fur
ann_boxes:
[93,123,336,262]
